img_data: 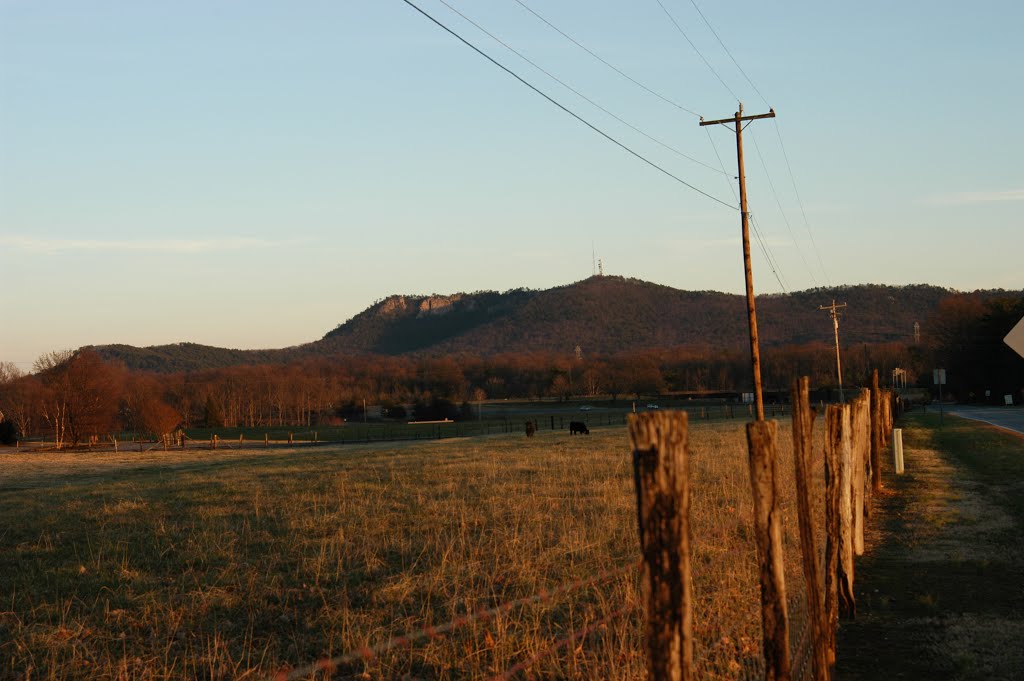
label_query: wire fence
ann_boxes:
[268,564,817,681]
[271,561,641,681]
[12,403,792,453]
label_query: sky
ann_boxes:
[2,0,1022,370]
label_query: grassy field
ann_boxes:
[0,417,820,680]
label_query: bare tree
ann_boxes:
[36,349,124,448]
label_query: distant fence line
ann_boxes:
[13,403,794,453]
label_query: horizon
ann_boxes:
[60,277,1024,359]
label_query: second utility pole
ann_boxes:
[701,103,775,421]
[820,300,848,402]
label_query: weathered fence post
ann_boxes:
[747,419,791,681]
[827,404,856,619]
[791,378,829,681]
[265,433,269,448]
[893,428,905,474]
[629,411,693,681]
[212,434,218,450]
[823,406,840,665]
[870,371,883,492]
[852,392,869,553]
[288,432,293,445]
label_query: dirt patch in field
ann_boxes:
[835,418,1024,680]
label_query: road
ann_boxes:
[948,404,1024,435]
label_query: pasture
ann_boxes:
[0,418,820,680]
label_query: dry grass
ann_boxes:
[0,416,822,680]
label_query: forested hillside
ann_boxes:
[93,277,1021,371]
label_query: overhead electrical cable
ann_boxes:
[750,214,788,293]
[704,123,787,292]
[399,0,737,210]
[682,0,832,287]
[437,0,727,175]
[774,121,831,286]
[653,0,739,103]
[509,0,702,118]
[749,130,818,287]
[686,0,769,108]
[704,125,738,203]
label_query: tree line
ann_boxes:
[2,293,1020,447]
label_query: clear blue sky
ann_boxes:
[2,0,1022,368]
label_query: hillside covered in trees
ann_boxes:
[2,284,1021,444]
[92,277,1020,372]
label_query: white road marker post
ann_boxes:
[893,428,905,474]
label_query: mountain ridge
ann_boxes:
[92,277,1023,372]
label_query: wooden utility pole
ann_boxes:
[819,300,848,402]
[700,104,775,421]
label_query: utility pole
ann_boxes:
[819,300,848,402]
[701,103,776,421]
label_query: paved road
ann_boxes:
[948,404,1024,435]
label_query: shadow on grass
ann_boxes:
[835,412,1024,681]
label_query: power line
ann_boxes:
[749,129,818,287]
[686,0,770,108]
[510,0,703,118]
[437,0,727,175]
[653,0,740,103]
[750,213,788,293]
[399,0,737,210]
[704,123,786,292]
[682,0,832,287]
[704,125,738,202]
[773,120,831,286]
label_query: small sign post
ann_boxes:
[933,369,946,426]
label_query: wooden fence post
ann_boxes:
[852,392,869,553]
[827,405,856,619]
[791,378,828,681]
[823,405,840,665]
[870,371,883,492]
[629,411,693,681]
[212,434,218,450]
[747,419,791,681]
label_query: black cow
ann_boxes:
[569,421,589,435]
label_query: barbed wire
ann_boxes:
[270,560,641,681]
[492,605,632,680]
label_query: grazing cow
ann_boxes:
[569,421,589,435]
[525,421,536,437]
